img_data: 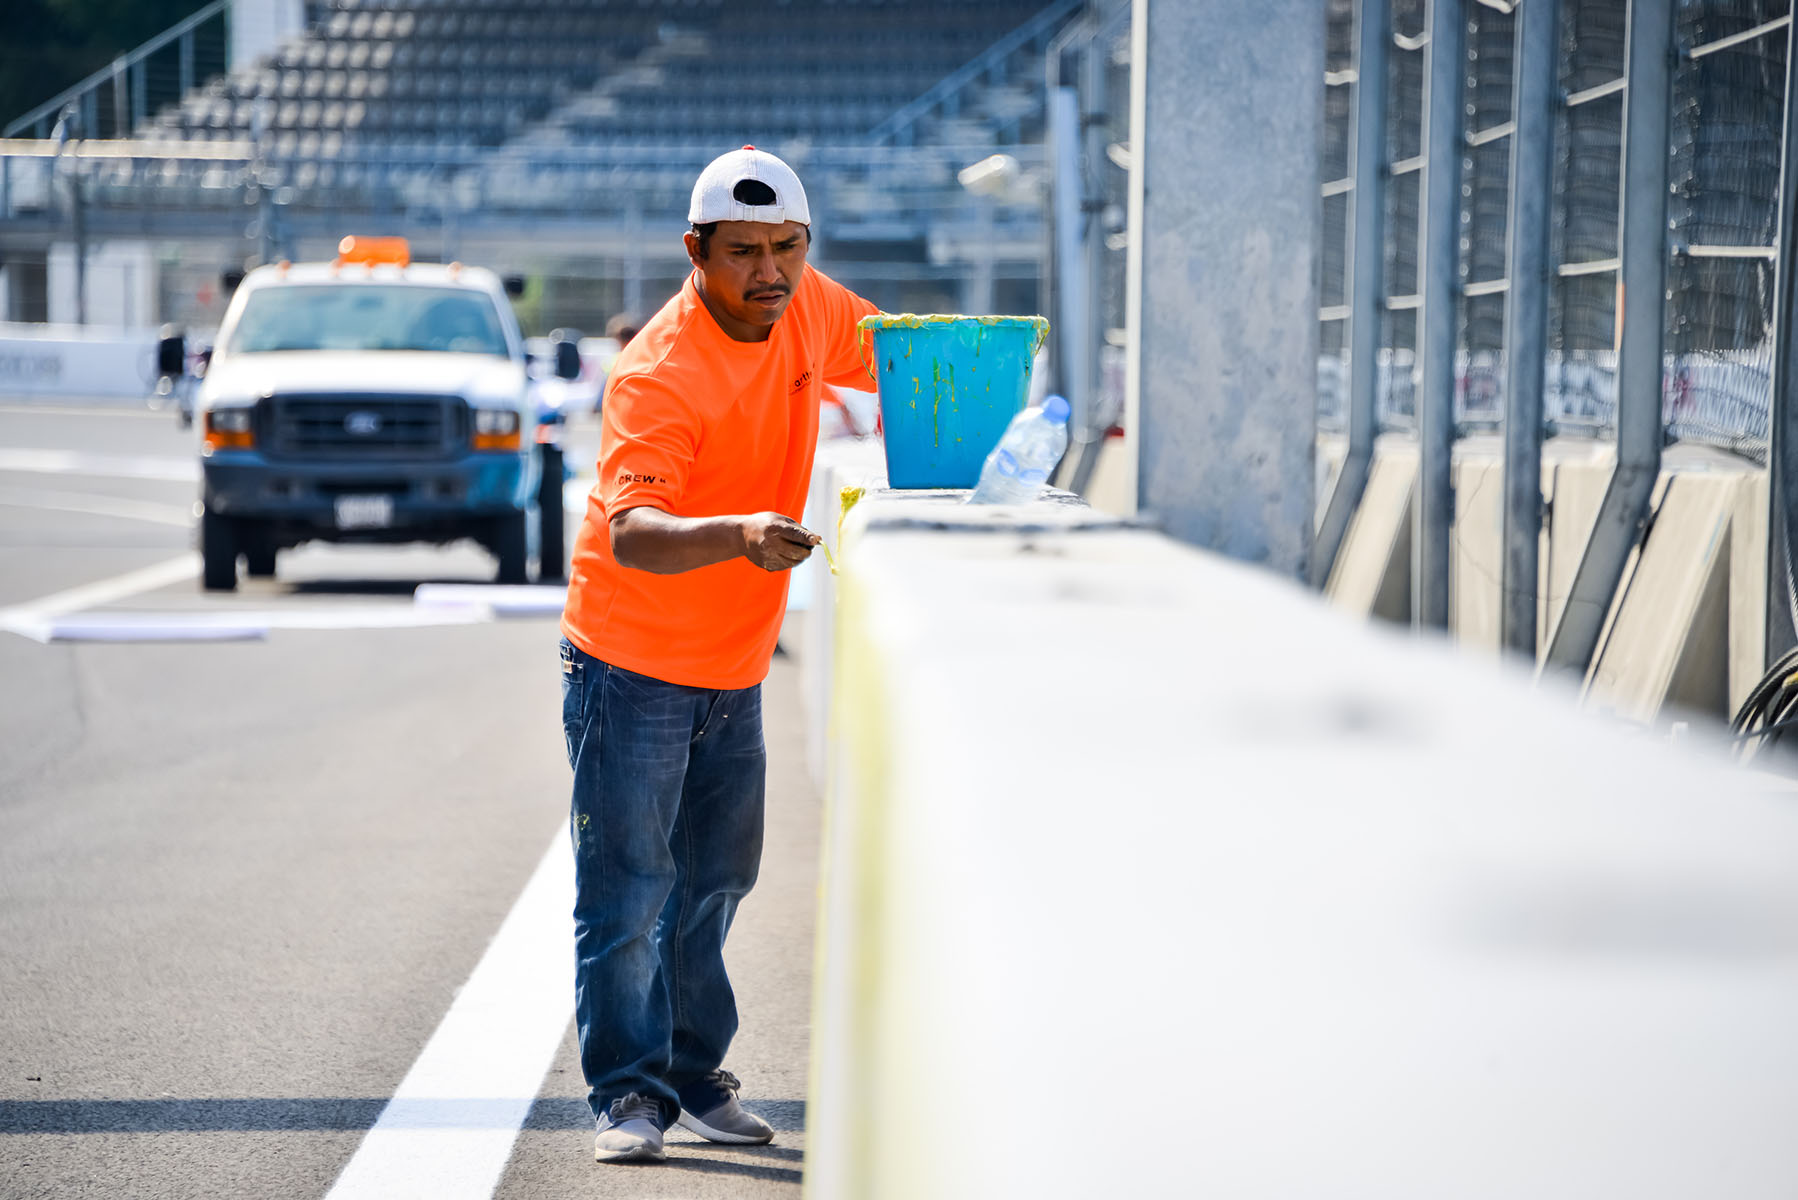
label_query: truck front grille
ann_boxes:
[264,394,467,460]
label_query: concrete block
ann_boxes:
[1451,436,1624,661]
[1316,431,1347,530]
[1451,436,1505,656]
[1077,432,1134,518]
[1730,470,1770,716]
[1586,459,1744,725]
[1326,434,1414,623]
[1540,439,1617,651]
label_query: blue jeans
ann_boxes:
[559,637,766,1126]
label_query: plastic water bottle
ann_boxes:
[966,395,1071,505]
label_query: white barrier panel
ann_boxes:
[800,437,888,788]
[808,490,1798,1199]
[0,322,159,399]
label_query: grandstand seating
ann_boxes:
[141,0,1056,155]
[7,0,1070,327]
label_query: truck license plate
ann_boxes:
[334,494,394,529]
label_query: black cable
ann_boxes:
[1730,647,1798,764]
[1732,714,1798,744]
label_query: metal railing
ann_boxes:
[0,137,1048,237]
[3,0,232,140]
[869,0,1084,145]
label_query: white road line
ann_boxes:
[4,604,493,644]
[326,828,574,1200]
[0,448,198,483]
[0,554,200,638]
[414,583,568,617]
[0,484,194,527]
[0,403,167,418]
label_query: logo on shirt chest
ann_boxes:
[791,369,813,393]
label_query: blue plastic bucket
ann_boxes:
[857,314,1050,489]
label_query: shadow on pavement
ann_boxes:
[282,578,471,597]
[524,1096,806,1133]
[0,1096,810,1135]
[0,1098,388,1132]
[658,1148,803,1186]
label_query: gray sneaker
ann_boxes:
[675,1069,774,1145]
[594,1092,666,1163]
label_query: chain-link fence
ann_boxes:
[1320,0,1793,464]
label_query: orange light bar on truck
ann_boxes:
[336,235,410,267]
[203,407,255,451]
[472,407,521,451]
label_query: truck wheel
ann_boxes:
[201,508,238,591]
[244,531,277,579]
[493,512,529,585]
[536,444,566,583]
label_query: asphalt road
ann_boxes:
[0,400,817,1199]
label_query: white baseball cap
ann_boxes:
[689,145,811,226]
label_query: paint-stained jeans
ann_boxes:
[559,637,766,1126]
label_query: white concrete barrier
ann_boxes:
[799,437,889,789]
[0,322,160,400]
[806,487,1798,1199]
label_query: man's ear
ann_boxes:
[683,230,704,269]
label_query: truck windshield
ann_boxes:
[228,285,509,356]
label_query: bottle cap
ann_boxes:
[1041,395,1071,424]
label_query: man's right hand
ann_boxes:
[740,512,818,572]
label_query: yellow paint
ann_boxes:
[819,486,866,577]
[856,312,1050,358]
[804,557,895,1200]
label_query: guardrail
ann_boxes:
[0,322,162,400]
[868,0,1084,146]
[0,137,1049,235]
[3,0,231,140]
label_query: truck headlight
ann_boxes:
[472,407,521,451]
[203,406,255,451]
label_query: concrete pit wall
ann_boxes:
[803,454,1798,1197]
[1321,433,1769,725]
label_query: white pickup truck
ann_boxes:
[186,236,577,590]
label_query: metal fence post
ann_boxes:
[1415,0,1466,630]
[1314,0,1392,587]
[1499,0,1561,659]
[1544,0,1675,676]
[110,57,128,138]
[132,61,147,134]
[1050,86,1092,441]
[1765,12,1798,664]
[1125,0,1321,577]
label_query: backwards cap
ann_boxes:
[689,145,811,226]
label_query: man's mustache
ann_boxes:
[747,285,790,299]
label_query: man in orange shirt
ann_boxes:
[558,146,878,1164]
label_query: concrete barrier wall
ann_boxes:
[880,425,1769,728]
[1323,433,1768,723]
[806,480,1798,1197]
[0,321,160,399]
